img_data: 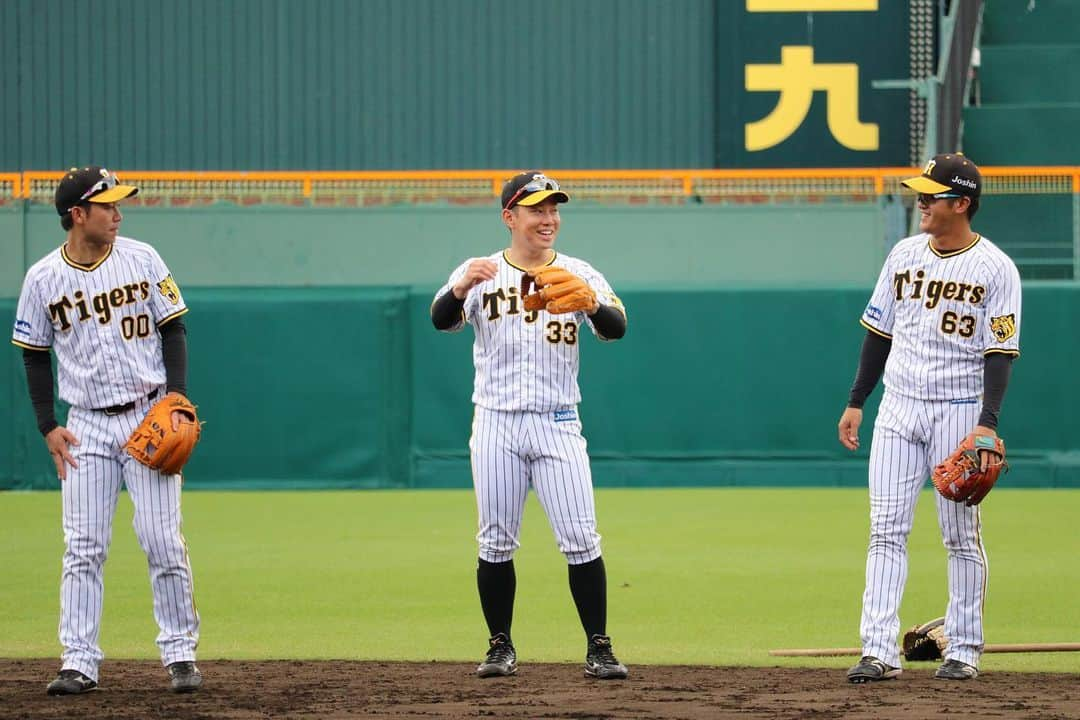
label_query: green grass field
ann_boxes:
[2,488,1078,672]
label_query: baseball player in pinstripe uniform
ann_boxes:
[431,171,629,679]
[838,154,1021,682]
[12,167,202,695]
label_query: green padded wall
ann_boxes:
[5,286,1078,490]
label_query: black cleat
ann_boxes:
[585,634,628,679]
[46,669,98,696]
[935,658,978,680]
[477,633,517,678]
[847,656,902,683]
[167,661,203,692]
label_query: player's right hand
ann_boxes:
[45,426,80,481]
[838,407,863,451]
[452,259,499,299]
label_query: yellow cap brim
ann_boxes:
[89,185,139,203]
[901,175,952,194]
[516,189,570,206]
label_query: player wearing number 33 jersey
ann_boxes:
[839,154,1021,683]
[12,167,201,695]
[431,171,630,680]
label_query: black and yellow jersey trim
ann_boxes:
[11,339,50,351]
[859,319,893,339]
[984,347,1020,358]
[503,250,557,272]
[61,243,113,272]
[928,233,981,259]
[157,307,190,327]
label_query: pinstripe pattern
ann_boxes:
[434,251,623,412]
[12,237,188,410]
[862,392,985,667]
[60,398,199,682]
[13,235,198,682]
[861,233,1022,402]
[436,250,622,566]
[471,407,600,564]
[855,232,1018,670]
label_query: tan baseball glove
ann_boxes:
[902,617,948,661]
[932,433,1007,506]
[521,266,597,314]
[124,392,202,475]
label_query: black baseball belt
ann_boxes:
[100,388,160,416]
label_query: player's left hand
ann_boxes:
[972,425,998,470]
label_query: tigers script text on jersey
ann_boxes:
[860,233,1021,401]
[434,251,624,413]
[12,236,188,410]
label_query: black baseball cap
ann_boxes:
[55,166,139,216]
[500,170,570,210]
[902,153,982,198]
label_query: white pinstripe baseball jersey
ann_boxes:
[12,236,188,410]
[434,251,624,412]
[860,233,1021,401]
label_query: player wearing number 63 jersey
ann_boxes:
[431,171,629,680]
[12,167,202,695]
[839,154,1021,683]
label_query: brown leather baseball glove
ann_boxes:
[902,617,948,661]
[521,266,597,314]
[124,392,202,475]
[932,433,1007,506]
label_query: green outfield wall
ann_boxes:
[3,286,1077,491]
[2,0,912,170]
[1,204,890,296]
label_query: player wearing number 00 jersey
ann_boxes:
[12,167,202,695]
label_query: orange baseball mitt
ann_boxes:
[932,433,1007,506]
[124,392,202,475]
[521,266,597,314]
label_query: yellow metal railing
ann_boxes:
[9,167,1080,204]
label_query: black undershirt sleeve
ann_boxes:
[978,353,1014,430]
[847,330,892,409]
[589,304,626,340]
[431,291,466,330]
[22,349,58,436]
[160,317,188,396]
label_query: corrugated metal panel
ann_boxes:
[5,0,716,170]
[7,1,912,170]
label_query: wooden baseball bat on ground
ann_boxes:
[770,643,1080,657]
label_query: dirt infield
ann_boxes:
[1,659,1077,719]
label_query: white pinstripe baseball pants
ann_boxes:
[860,390,987,668]
[470,406,601,565]
[59,395,199,682]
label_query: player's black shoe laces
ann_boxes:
[486,634,515,663]
[587,635,621,666]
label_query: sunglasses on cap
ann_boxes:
[503,174,560,210]
[69,172,120,211]
[916,192,962,206]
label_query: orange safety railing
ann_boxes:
[0,172,20,199]
[12,167,1080,203]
